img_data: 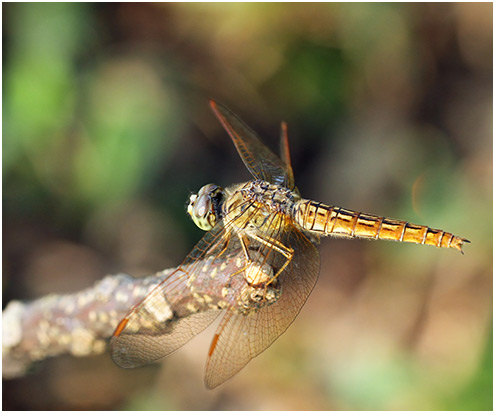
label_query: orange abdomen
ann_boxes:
[293,200,469,253]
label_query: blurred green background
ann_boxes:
[3,3,492,410]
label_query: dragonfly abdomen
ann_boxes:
[293,200,469,253]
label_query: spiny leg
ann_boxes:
[244,232,294,287]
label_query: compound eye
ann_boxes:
[187,184,223,231]
[194,192,209,219]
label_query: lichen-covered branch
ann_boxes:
[2,267,179,379]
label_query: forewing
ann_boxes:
[111,309,220,368]
[279,121,296,190]
[210,100,293,188]
[204,226,320,389]
[110,223,242,368]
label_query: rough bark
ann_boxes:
[2,268,178,379]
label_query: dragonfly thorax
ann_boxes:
[223,180,299,234]
[187,183,225,231]
[237,180,297,212]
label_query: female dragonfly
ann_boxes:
[110,100,468,389]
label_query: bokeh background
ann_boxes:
[3,3,492,410]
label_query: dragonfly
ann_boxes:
[110,100,469,389]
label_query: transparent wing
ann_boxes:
[279,121,296,190]
[111,309,220,368]
[110,198,259,368]
[210,100,295,189]
[204,223,320,389]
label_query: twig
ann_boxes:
[2,267,178,379]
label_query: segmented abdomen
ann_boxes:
[293,200,469,253]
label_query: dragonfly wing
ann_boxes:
[111,309,220,368]
[209,100,293,189]
[279,121,296,190]
[204,226,320,389]
[110,222,244,368]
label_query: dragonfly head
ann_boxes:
[187,184,224,231]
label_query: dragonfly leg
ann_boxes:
[222,234,263,282]
[235,235,272,285]
[245,233,294,287]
